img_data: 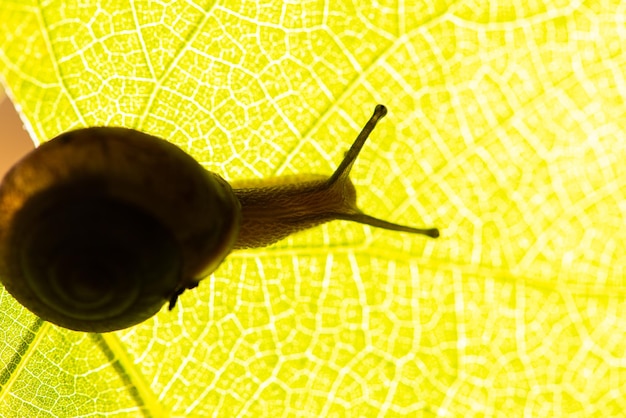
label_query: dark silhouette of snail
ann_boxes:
[0,105,439,332]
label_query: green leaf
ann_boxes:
[1,0,626,416]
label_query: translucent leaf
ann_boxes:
[1,0,625,416]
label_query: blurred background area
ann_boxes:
[0,87,35,179]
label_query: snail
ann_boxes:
[0,104,439,333]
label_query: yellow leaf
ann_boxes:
[1,0,625,416]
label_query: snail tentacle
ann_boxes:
[231,104,439,249]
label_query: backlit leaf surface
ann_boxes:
[1,0,625,416]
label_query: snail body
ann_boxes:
[0,105,438,333]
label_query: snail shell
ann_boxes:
[0,128,239,332]
[0,105,438,333]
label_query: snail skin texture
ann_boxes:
[0,104,439,333]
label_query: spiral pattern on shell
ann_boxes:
[0,127,240,332]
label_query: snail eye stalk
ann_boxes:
[232,104,439,249]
